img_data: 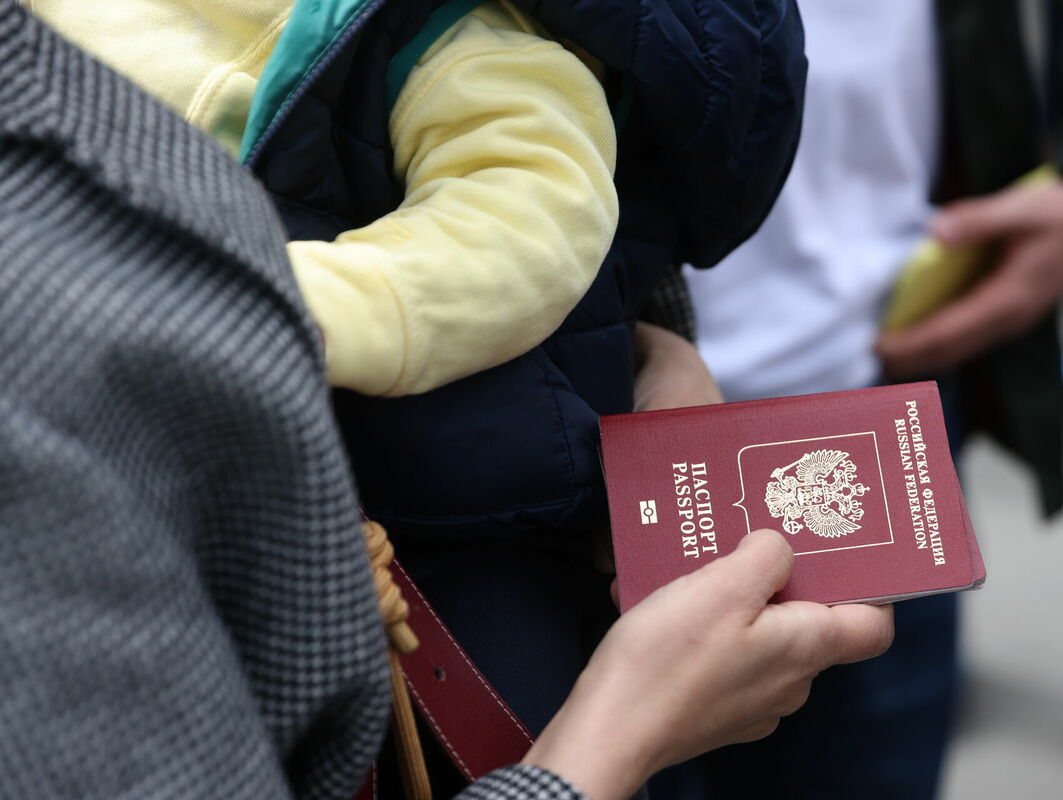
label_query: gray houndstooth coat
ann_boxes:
[0,3,586,798]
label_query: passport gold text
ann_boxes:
[672,462,718,558]
[897,401,946,566]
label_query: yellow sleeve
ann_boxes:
[287,1,618,396]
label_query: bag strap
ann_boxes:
[394,558,535,780]
[355,525,533,799]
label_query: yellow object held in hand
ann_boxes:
[882,164,1058,332]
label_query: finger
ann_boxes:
[875,239,1054,376]
[819,603,895,667]
[698,529,794,617]
[876,281,1013,376]
[931,182,1060,245]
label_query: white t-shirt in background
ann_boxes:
[686,0,938,400]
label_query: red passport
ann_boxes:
[600,382,986,611]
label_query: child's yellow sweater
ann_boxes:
[28,0,618,396]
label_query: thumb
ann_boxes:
[699,529,794,618]
[820,603,895,667]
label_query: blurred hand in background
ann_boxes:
[877,179,1063,377]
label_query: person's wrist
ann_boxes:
[521,669,657,800]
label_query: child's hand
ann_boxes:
[633,321,723,411]
[523,530,894,799]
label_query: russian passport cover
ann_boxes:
[600,382,986,611]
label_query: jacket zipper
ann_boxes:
[245,0,388,168]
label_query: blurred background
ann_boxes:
[678,1,1063,796]
[942,434,1063,799]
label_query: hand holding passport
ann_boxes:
[600,382,986,612]
[523,383,909,798]
[525,529,894,800]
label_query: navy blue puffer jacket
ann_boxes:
[241,0,806,540]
